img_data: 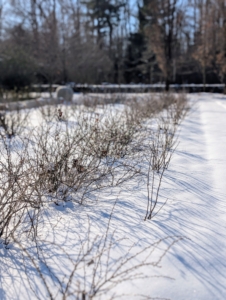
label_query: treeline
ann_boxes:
[0,0,226,90]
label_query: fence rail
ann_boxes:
[32,83,225,93]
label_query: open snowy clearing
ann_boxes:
[0,93,225,300]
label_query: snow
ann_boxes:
[0,93,226,299]
[145,93,226,299]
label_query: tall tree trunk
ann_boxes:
[31,0,39,56]
[165,78,170,91]
[203,63,206,92]
[114,56,119,83]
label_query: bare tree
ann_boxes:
[145,0,184,90]
[214,0,226,92]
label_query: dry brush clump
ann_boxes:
[82,93,127,108]
[144,93,189,220]
[0,105,29,138]
[0,136,41,244]
[39,103,74,123]
[0,92,189,300]
[0,93,189,244]
[0,98,143,244]
[28,105,143,206]
[11,203,183,300]
[0,92,188,296]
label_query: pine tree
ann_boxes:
[83,0,125,48]
[124,1,151,83]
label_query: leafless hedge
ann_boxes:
[0,93,189,244]
[0,93,188,299]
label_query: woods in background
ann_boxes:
[0,0,226,90]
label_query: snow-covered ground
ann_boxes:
[0,93,226,299]
[145,93,226,299]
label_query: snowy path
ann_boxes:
[146,94,226,299]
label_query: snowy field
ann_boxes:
[0,93,225,300]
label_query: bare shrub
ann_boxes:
[0,106,29,138]
[39,105,58,123]
[27,109,141,205]
[82,93,127,108]
[126,95,162,120]
[144,125,176,221]
[0,92,190,300]
[0,136,39,243]
[39,104,72,123]
[168,93,189,125]
[11,203,183,300]
[0,92,188,243]
[144,93,189,220]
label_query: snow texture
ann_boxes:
[0,93,226,299]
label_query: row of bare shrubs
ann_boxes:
[0,93,189,244]
[0,93,188,299]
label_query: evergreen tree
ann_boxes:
[124,1,152,83]
[83,0,125,48]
